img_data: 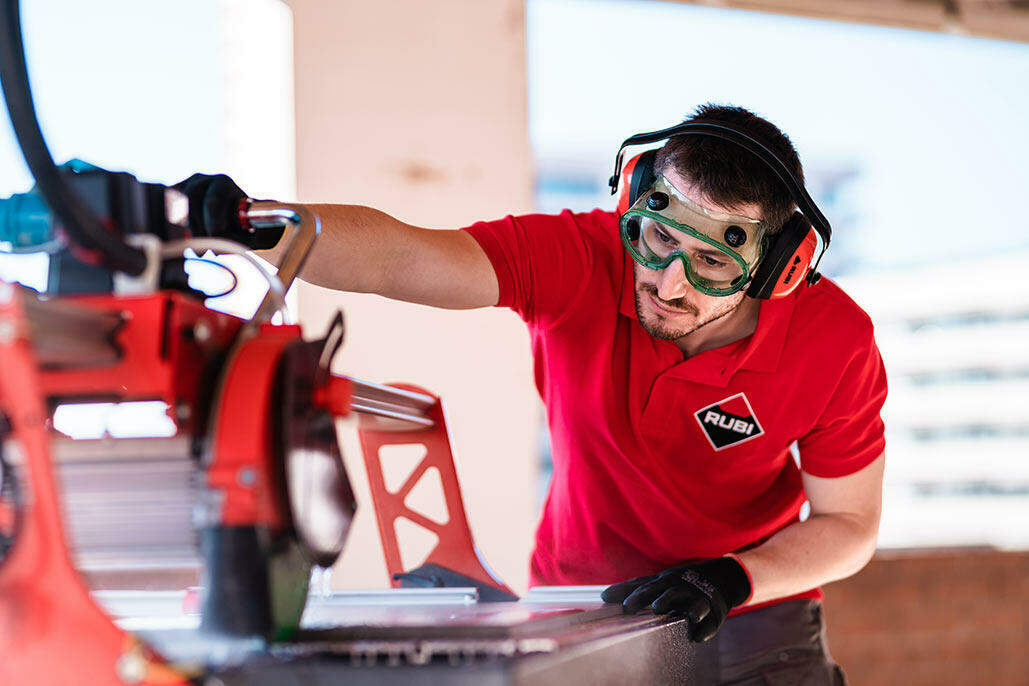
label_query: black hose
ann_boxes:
[0,0,146,275]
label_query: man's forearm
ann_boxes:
[734,511,878,606]
[255,203,498,309]
[171,173,498,308]
[256,203,405,294]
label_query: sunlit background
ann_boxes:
[524,0,1029,551]
[2,0,1027,557]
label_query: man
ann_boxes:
[178,104,886,685]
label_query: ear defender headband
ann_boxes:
[609,122,831,300]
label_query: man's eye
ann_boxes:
[701,255,727,267]
[655,229,674,244]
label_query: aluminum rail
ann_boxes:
[48,436,198,574]
[347,378,436,427]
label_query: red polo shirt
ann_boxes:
[464,209,887,606]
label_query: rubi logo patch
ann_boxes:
[782,255,802,285]
[694,392,764,451]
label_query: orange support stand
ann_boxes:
[357,384,516,600]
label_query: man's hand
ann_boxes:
[601,557,752,642]
[173,173,283,250]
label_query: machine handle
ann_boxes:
[245,202,321,323]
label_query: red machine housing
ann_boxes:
[0,287,208,685]
[0,282,516,684]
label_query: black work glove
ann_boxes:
[601,557,751,642]
[173,173,283,250]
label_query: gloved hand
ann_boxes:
[601,556,752,642]
[173,173,283,250]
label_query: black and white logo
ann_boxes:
[694,392,764,451]
[782,255,802,285]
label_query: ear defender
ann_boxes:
[616,149,658,216]
[611,122,833,300]
[609,130,827,298]
[746,212,818,300]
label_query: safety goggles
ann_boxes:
[619,175,768,296]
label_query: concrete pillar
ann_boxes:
[290,0,537,593]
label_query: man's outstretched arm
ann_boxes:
[173,173,500,309]
[258,203,500,310]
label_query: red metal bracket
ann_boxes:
[357,384,515,597]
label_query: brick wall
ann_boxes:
[821,548,1028,686]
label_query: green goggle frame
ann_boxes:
[619,209,768,297]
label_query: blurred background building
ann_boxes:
[1,1,1026,683]
[526,0,1029,553]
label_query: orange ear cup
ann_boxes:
[616,152,647,216]
[769,227,817,299]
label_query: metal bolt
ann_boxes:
[236,467,257,487]
[193,320,212,344]
[2,440,24,466]
[176,403,192,422]
[114,651,146,684]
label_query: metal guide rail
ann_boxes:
[348,378,436,427]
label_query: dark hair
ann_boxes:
[653,104,803,230]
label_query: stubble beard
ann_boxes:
[634,283,745,341]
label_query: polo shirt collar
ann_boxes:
[617,250,797,379]
[618,250,640,320]
[731,291,795,374]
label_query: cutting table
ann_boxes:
[99,586,696,685]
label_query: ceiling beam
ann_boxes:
[663,0,1029,43]
[955,0,1029,42]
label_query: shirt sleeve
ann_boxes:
[798,327,888,478]
[463,211,595,328]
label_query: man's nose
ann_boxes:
[655,258,690,301]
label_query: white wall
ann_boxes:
[290,0,539,593]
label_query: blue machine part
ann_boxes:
[0,189,53,248]
[0,160,101,249]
